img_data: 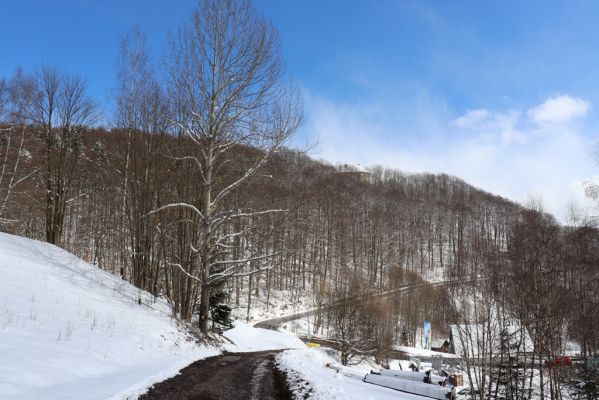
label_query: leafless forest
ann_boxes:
[0,1,597,399]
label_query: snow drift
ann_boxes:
[0,232,219,400]
[364,373,455,400]
[277,349,427,400]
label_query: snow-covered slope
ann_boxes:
[0,232,219,400]
[277,349,426,400]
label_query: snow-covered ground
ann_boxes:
[226,322,430,399]
[230,287,316,324]
[0,232,220,400]
[277,348,430,400]
[0,231,466,400]
[394,345,461,359]
[223,320,306,352]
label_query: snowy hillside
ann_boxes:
[0,231,456,400]
[0,232,219,400]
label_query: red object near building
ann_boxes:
[546,356,572,366]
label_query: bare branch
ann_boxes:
[144,202,205,221]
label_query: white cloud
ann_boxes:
[452,109,491,128]
[451,108,524,144]
[527,95,590,124]
[301,93,598,223]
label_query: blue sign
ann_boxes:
[423,320,431,349]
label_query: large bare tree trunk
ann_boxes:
[154,0,301,334]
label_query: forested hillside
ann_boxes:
[1,106,521,330]
[1,0,598,397]
[0,0,521,344]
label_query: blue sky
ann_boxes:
[2,0,599,221]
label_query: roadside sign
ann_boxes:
[423,320,431,349]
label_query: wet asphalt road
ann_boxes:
[138,350,293,400]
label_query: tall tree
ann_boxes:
[115,27,169,291]
[115,26,151,280]
[159,0,302,333]
[0,71,36,224]
[31,66,97,245]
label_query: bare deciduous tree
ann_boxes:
[115,25,152,280]
[0,70,36,225]
[31,66,97,245]
[115,27,169,293]
[159,0,302,333]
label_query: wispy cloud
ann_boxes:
[301,92,598,223]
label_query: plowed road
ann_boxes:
[139,351,292,400]
[255,280,455,330]
[139,280,460,399]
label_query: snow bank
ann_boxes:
[379,369,445,384]
[395,345,461,359]
[0,232,219,400]
[223,320,306,352]
[388,359,412,371]
[364,373,454,400]
[277,348,425,400]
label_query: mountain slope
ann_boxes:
[0,232,218,400]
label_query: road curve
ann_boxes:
[254,280,455,330]
[138,350,292,400]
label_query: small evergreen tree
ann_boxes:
[400,327,409,346]
[209,288,233,332]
